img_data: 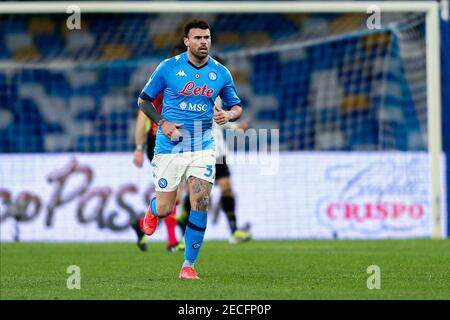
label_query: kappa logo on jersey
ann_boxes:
[178,81,214,97]
[176,70,187,77]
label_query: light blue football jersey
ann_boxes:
[140,52,241,155]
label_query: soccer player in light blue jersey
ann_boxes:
[137,20,243,279]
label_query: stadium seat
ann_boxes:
[100,44,131,61]
[0,13,427,153]
[29,16,55,35]
[329,13,365,35]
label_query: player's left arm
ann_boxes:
[214,104,242,125]
[215,68,242,125]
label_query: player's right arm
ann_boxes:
[137,95,164,126]
[138,61,183,141]
[138,96,183,141]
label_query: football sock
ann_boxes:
[184,209,207,265]
[165,208,178,246]
[150,196,158,217]
[220,190,237,233]
[182,260,195,268]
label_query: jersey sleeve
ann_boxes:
[219,68,241,109]
[140,61,168,100]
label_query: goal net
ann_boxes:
[0,2,445,241]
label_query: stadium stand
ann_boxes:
[0,12,427,153]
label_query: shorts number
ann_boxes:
[204,165,213,178]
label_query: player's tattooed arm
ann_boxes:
[188,176,213,212]
[137,97,183,141]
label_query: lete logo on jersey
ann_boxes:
[178,81,214,97]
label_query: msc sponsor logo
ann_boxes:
[179,102,208,112]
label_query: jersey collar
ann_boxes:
[185,53,209,70]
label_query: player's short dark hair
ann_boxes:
[183,19,211,38]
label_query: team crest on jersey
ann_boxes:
[195,73,200,79]
[158,178,168,189]
[208,72,217,81]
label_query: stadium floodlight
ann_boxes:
[0,1,443,239]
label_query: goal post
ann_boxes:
[0,1,442,14]
[0,1,445,240]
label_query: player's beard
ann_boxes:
[193,46,209,60]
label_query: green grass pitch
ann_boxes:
[1,240,449,300]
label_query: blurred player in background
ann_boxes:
[137,19,243,279]
[178,55,252,245]
[131,44,186,253]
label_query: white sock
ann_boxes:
[183,260,195,268]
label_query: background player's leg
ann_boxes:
[216,176,237,234]
[216,175,252,244]
[164,207,179,251]
[178,192,191,236]
[165,185,183,251]
[131,215,147,251]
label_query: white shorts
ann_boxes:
[151,149,216,192]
